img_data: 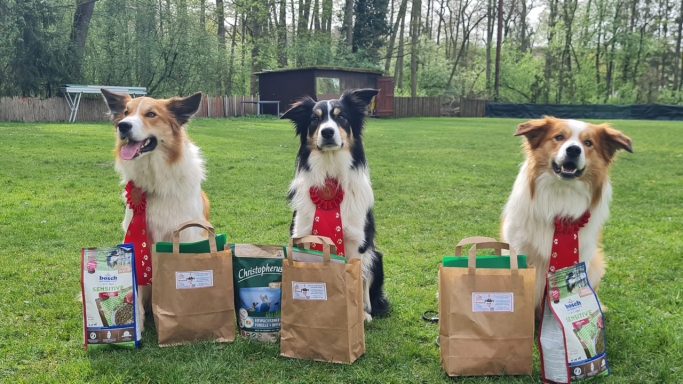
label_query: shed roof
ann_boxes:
[254,66,383,76]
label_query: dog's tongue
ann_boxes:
[120,141,143,160]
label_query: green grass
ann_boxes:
[1,117,681,383]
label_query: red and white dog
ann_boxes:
[501,116,632,312]
[101,89,210,311]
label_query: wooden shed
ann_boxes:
[255,67,394,117]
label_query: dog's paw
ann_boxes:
[364,312,373,323]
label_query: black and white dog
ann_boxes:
[282,89,389,321]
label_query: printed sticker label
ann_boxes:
[472,292,514,312]
[292,282,327,301]
[176,270,214,289]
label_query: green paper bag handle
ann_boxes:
[455,236,499,256]
[467,241,519,274]
[288,235,337,263]
[171,220,217,256]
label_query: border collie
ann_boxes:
[501,116,632,311]
[282,88,389,321]
[101,89,210,311]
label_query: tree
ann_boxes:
[352,0,390,64]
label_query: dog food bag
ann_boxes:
[539,262,608,383]
[81,244,141,350]
[231,244,285,342]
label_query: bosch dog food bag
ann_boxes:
[81,244,141,350]
[232,244,285,342]
[152,221,235,347]
[439,237,535,376]
[539,262,608,383]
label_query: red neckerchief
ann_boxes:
[548,211,590,273]
[124,181,152,285]
[309,178,345,256]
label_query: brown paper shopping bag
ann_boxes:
[439,238,535,376]
[280,236,365,364]
[152,221,235,347]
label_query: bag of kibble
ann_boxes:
[232,244,285,342]
[81,244,141,350]
[539,262,609,383]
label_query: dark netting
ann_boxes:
[485,103,683,120]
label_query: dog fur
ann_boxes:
[101,89,209,309]
[282,88,389,322]
[501,116,632,312]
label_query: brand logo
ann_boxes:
[238,264,283,280]
[99,274,118,282]
[564,299,582,311]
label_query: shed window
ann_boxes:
[316,77,340,95]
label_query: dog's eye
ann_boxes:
[123,110,129,116]
[554,134,565,141]
[146,111,157,118]
[584,139,593,147]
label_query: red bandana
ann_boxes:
[309,178,345,256]
[124,181,152,286]
[548,211,591,273]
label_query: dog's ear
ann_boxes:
[168,92,203,126]
[340,88,378,114]
[598,124,633,161]
[515,116,555,149]
[281,97,315,135]
[101,88,131,120]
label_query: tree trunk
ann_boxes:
[604,3,621,103]
[199,0,206,30]
[384,0,409,74]
[226,11,239,95]
[69,0,97,82]
[395,10,406,89]
[493,0,503,101]
[342,0,354,47]
[278,0,288,67]
[312,0,320,31]
[410,0,421,97]
[543,0,558,103]
[486,0,495,95]
[676,0,683,91]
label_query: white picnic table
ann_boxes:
[62,84,147,123]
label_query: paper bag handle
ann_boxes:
[171,220,217,255]
[467,241,519,273]
[455,236,499,256]
[288,235,337,263]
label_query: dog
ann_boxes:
[101,89,210,313]
[282,88,389,322]
[501,116,632,313]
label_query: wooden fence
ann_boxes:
[0,94,487,121]
[0,95,261,122]
[392,96,445,117]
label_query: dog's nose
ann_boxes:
[566,145,582,158]
[321,128,335,139]
[117,121,132,135]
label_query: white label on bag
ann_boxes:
[292,282,327,300]
[472,292,514,312]
[176,270,214,289]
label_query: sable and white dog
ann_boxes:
[101,89,210,309]
[282,89,389,321]
[501,116,632,312]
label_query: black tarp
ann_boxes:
[485,103,683,120]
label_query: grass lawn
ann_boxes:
[0,117,681,383]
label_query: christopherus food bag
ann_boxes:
[540,262,609,383]
[439,238,535,376]
[152,221,235,347]
[280,236,365,364]
[81,244,141,350]
[232,244,285,342]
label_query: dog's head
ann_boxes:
[281,88,378,153]
[101,89,202,163]
[515,116,633,182]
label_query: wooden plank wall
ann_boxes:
[460,98,487,117]
[0,95,262,122]
[392,96,444,117]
